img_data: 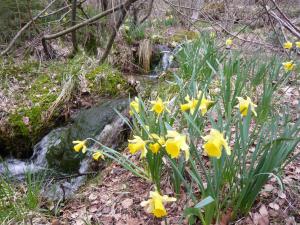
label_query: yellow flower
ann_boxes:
[283,41,293,50]
[150,97,168,115]
[236,96,257,117]
[202,129,231,158]
[141,191,176,218]
[226,38,233,47]
[149,143,161,154]
[129,97,140,115]
[72,140,87,153]
[149,133,165,154]
[180,93,214,116]
[128,136,147,158]
[210,32,216,38]
[165,130,190,161]
[92,151,105,161]
[282,61,295,72]
[296,41,300,48]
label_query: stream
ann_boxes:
[0,43,179,200]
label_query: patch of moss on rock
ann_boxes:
[86,63,130,96]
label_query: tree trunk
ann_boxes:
[71,0,78,54]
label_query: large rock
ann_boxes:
[44,98,129,173]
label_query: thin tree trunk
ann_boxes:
[100,8,127,64]
[71,0,78,54]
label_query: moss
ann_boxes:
[170,30,200,43]
[86,63,129,96]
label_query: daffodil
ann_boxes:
[283,41,293,50]
[141,191,176,218]
[150,97,168,116]
[296,41,300,48]
[165,130,190,161]
[210,32,216,38]
[282,61,295,72]
[226,38,233,47]
[180,93,214,116]
[128,136,147,158]
[92,151,104,161]
[72,140,87,153]
[129,97,140,115]
[149,133,165,154]
[202,129,231,158]
[236,96,257,117]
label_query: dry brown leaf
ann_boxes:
[268,202,280,210]
[121,198,134,209]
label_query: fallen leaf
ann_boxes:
[269,202,280,210]
[121,198,133,209]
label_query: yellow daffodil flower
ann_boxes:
[129,97,140,115]
[236,96,257,117]
[283,41,293,50]
[202,129,231,158]
[165,130,190,161]
[226,38,233,47]
[149,143,161,154]
[282,61,295,72]
[141,191,176,218]
[128,136,147,158]
[180,93,214,116]
[72,140,87,153]
[92,151,105,161]
[149,133,165,154]
[150,97,168,115]
[296,41,300,48]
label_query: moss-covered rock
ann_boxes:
[45,98,129,173]
[0,55,131,159]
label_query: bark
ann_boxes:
[99,7,127,64]
[71,0,78,54]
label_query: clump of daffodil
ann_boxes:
[180,92,214,116]
[141,190,176,218]
[149,133,165,154]
[202,129,231,158]
[283,41,293,50]
[296,41,300,48]
[210,32,216,38]
[165,130,190,161]
[150,97,169,116]
[128,136,147,158]
[72,140,87,153]
[92,151,105,161]
[282,60,295,72]
[129,97,140,115]
[236,96,257,117]
[226,38,233,47]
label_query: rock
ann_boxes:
[42,98,129,173]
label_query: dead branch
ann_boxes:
[0,0,58,56]
[42,0,137,41]
[267,7,300,39]
[71,0,78,54]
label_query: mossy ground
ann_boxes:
[0,54,130,157]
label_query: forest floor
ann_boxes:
[49,76,300,225]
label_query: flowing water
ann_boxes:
[0,45,179,200]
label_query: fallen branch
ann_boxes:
[267,6,300,39]
[0,0,58,56]
[42,0,137,41]
[42,0,138,58]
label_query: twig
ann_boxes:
[0,0,58,56]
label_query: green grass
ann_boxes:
[0,171,45,224]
